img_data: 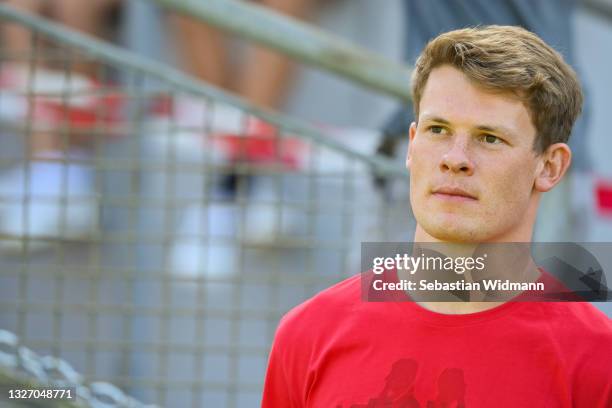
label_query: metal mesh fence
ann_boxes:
[1,329,156,407]
[0,5,412,407]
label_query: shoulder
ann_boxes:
[532,302,612,340]
[530,302,612,376]
[272,274,362,348]
[535,303,612,405]
[281,274,361,329]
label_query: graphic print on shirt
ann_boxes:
[347,358,466,408]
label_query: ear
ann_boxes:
[406,122,418,170]
[534,143,572,192]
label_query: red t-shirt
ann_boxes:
[262,273,612,407]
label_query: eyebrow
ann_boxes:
[420,115,516,139]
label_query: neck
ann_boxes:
[415,301,506,315]
[409,217,540,315]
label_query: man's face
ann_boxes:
[407,65,541,242]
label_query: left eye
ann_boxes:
[481,134,502,144]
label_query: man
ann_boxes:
[262,26,611,406]
[377,0,591,242]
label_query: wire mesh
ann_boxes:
[0,5,412,407]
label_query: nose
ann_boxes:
[440,138,474,175]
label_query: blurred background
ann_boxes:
[0,0,611,407]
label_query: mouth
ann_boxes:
[431,187,478,202]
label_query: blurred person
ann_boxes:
[154,0,325,277]
[171,0,317,110]
[171,0,315,243]
[0,0,122,249]
[376,0,592,242]
[2,0,122,77]
[263,25,612,406]
[1,0,123,153]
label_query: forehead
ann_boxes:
[419,65,535,138]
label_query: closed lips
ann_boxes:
[432,187,477,199]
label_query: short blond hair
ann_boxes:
[411,25,583,152]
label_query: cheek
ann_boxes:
[409,152,432,200]
[409,141,436,177]
[485,159,536,209]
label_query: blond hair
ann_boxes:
[411,25,583,152]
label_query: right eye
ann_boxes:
[428,126,446,134]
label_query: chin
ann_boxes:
[421,218,497,243]
[430,227,481,242]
